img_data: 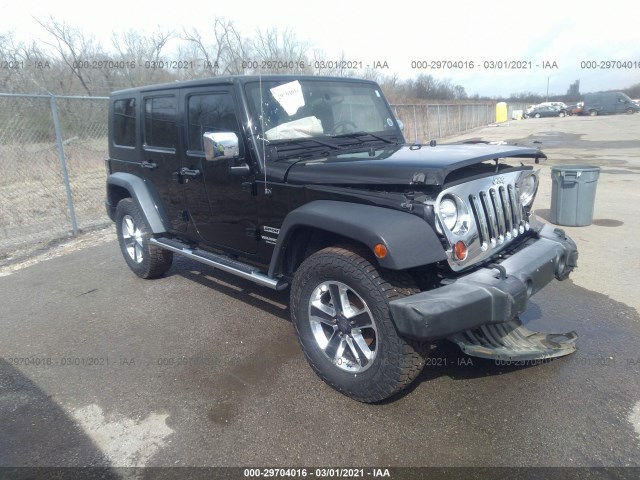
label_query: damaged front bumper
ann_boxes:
[389,223,578,341]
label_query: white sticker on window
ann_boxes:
[270,80,305,116]
[386,118,393,126]
[375,90,381,97]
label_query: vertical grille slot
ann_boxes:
[499,186,513,240]
[509,184,524,233]
[470,194,488,251]
[479,191,498,247]
[490,188,506,244]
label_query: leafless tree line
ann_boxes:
[1,16,469,101]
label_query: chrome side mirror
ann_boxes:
[203,132,239,161]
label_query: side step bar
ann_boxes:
[150,237,288,291]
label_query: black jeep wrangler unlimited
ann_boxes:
[106,75,578,402]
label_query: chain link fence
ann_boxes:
[0,94,498,263]
[0,94,109,262]
[392,104,495,143]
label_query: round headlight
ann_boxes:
[438,197,458,230]
[519,173,538,206]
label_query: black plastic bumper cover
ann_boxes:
[389,224,578,340]
[448,318,578,361]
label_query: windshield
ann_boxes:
[245,79,401,142]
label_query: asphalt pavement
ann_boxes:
[1,114,640,473]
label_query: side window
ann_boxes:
[144,96,177,149]
[113,98,136,147]
[187,93,239,152]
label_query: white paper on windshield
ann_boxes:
[265,116,323,140]
[270,80,305,115]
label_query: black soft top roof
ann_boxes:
[110,75,378,96]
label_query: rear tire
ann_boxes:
[290,246,427,403]
[589,110,598,116]
[115,198,173,279]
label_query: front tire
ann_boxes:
[115,198,173,279]
[290,246,427,403]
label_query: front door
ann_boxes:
[180,87,259,254]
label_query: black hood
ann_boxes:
[275,144,545,186]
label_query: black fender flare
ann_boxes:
[268,200,447,276]
[106,172,168,233]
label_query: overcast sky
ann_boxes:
[3,0,639,97]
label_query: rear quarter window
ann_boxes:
[113,98,136,147]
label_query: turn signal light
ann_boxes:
[373,243,388,259]
[454,241,467,260]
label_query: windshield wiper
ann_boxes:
[271,137,346,150]
[332,131,396,144]
[267,137,346,161]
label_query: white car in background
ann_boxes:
[525,102,568,115]
[538,102,568,110]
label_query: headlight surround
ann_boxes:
[437,195,470,235]
[517,171,539,206]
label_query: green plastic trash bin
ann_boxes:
[550,165,600,226]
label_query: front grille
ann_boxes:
[434,170,535,271]
[469,184,528,251]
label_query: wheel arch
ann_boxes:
[106,172,168,233]
[268,200,447,277]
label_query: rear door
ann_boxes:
[141,91,188,232]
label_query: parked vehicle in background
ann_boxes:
[566,102,584,116]
[525,102,568,117]
[583,92,639,116]
[538,101,568,111]
[524,105,567,118]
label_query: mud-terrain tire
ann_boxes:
[115,198,173,279]
[290,246,427,403]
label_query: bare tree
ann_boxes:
[361,66,382,83]
[311,50,354,77]
[253,27,309,74]
[214,17,252,75]
[454,84,467,100]
[0,33,56,94]
[112,29,175,87]
[0,32,14,90]
[35,16,103,95]
[181,17,252,76]
[181,25,222,76]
